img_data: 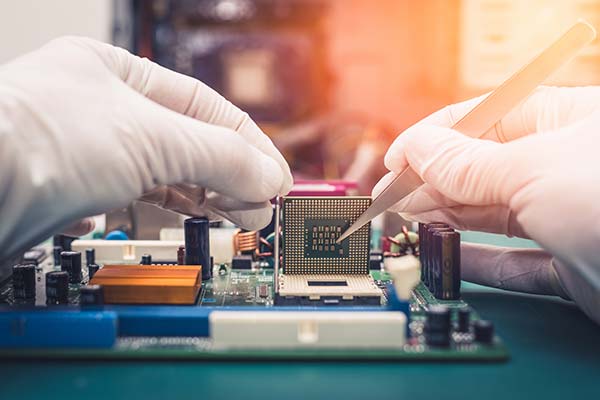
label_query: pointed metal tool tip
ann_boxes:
[335,232,350,244]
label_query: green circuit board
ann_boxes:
[0,259,509,362]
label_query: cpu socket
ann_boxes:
[275,196,382,306]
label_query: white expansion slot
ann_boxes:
[210,311,406,349]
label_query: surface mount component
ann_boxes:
[22,247,47,266]
[90,265,202,305]
[369,251,383,270]
[232,255,253,270]
[277,196,381,305]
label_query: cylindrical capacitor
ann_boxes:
[12,264,36,299]
[46,271,69,304]
[53,246,62,266]
[88,264,100,280]
[474,320,494,344]
[184,217,211,281]
[177,246,185,265]
[86,248,95,266]
[60,251,82,284]
[140,254,152,265]
[432,230,461,300]
[424,305,451,347]
[418,222,426,280]
[53,234,74,251]
[80,285,104,306]
[457,307,472,333]
[424,223,451,288]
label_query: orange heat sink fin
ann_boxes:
[90,265,202,305]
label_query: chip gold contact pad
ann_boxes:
[304,219,349,258]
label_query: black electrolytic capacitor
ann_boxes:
[418,223,426,280]
[457,307,472,333]
[424,224,451,288]
[53,246,62,266]
[184,217,211,281]
[12,264,36,299]
[46,271,69,304]
[80,285,104,306]
[474,320,495,344]
[424,305,451,347]
[432,230,461,300]
[140,254,152,265]
[86,248,95,266]
[88,264,100,280]
[61,251,82,284]
[53,235,74,251]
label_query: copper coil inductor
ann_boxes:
[233,230,259,255]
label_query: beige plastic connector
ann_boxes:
[384,255,421,300]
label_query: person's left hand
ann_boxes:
[0,37,292,264]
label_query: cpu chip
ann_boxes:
[282,197,371,275]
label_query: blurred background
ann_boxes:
[1,0,599,243]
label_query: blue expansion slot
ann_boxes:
[0,310,117,348]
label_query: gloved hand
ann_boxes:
[374,86,600,324]
[0,36,292,265]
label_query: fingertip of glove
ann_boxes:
[259,156,285,200]
[384,123,448,172]
[278,166,294,196]
[232,205,274,231]
[61,218,96,237]
[371,171,396,198]
[384,150,406,172]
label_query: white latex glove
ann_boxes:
[0,36,292,266]
[374,86,600,324]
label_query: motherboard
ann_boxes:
[0,196,508,362]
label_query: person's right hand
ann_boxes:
[373,86,600,324]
